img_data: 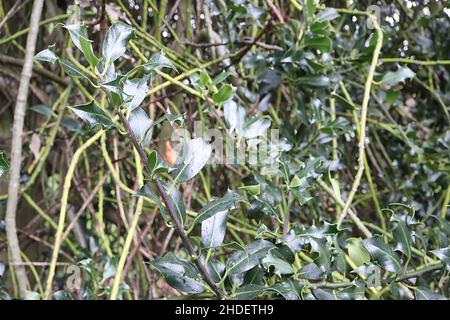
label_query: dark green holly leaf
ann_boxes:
[53,291,74,300]
[123,77,149,111]
[242,117,271,139]
[102,257,116,282]
[381,67,415,86]
[147,150,170,175]
[335,281,366,300]
[233,284,265,300]
[161,182,186,227]
[265,278,303,300]
[298,263,323,281]
[331,93,356,110]
[297,75,330,88]
[414,287,446,300]
[304,36,332,52]
[226,240,275,276]
[151,253,205,293]
[194,190,244,224]
[30,104,56,117]
[315,8,340,22]
[33,45,57,63]
[0,151,9,178]
[171,138,211,183]
[431,247,450,271]
[346,238,371,267]
[58,58,91,81]
[102,22,134,64]
[213,84,234,104]
[311,288,335,300]
[309,237,331,272]
[129,107,152,146]
[61,117,82,132]
[391,216,414,259]
[101,74,126,107]
[224,100,245,133]
[261,249,294,276]
[101,74,126,95]
[243,266,265,285]
[306,0,315,19]
[361,236,402,273]
[136,184,170,223]
[200,256,225,283]
[70,100,116,128]
[201,210,228,248]
[64,24,99,68]
[142,52,176,72]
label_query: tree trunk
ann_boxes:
[5,0,45,299]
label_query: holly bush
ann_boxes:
[0,0,449,300]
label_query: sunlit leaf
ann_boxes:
[381,67,415,86]
[431,247,450,271]
[64,24,99,67]
[171,138,211,183]
[201,210,228,248]
[102,22,134,64]
[34,44,57,63]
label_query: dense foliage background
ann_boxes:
[0,0,449,300]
